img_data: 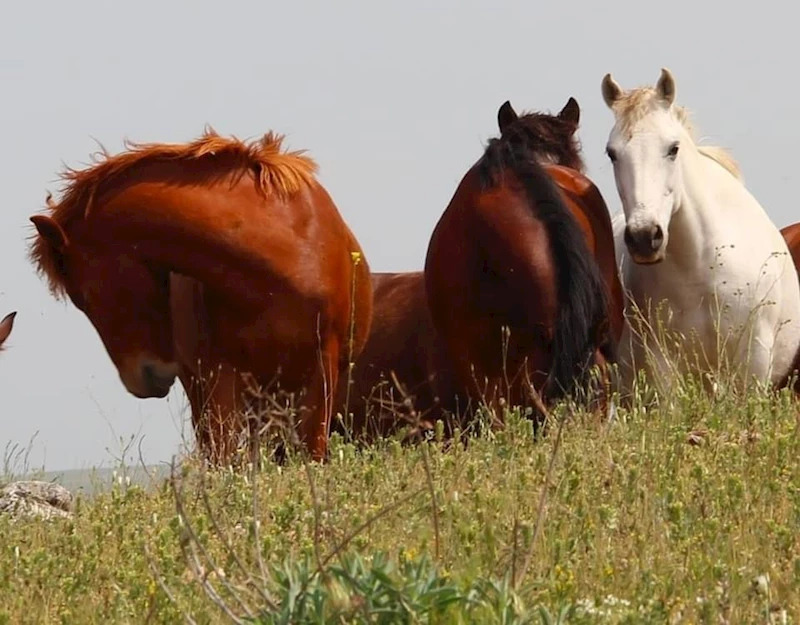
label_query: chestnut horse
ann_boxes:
[780,222,800,392]
[781,222,800,272]
[28,130,373,465]
[425,98,623,420]
[331,272,465,442]
[0,311,16,351]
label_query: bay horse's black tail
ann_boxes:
[479,138,610,400]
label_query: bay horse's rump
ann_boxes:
[544,164,625,353]
[425,140,610,414]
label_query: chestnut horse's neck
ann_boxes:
[79,169,338,305]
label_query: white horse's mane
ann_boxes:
[610,87,743,182]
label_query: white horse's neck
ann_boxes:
[662,135,747,273]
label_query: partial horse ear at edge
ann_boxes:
[30,215,68,252]
[0,311,17,348]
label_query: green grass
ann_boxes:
[1,378,799,623]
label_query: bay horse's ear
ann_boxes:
[30,215,68,253]
[656,67,676,106]
[497,100,519,134]
[0,311,16,348]
[559,97,580,127]
[601,73,624,108]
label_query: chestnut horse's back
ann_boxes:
[333,271,461,441]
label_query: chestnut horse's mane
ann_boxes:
[29,128,319,298]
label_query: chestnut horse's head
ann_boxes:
[0,311,16,351]
[496,97,585,172]
[30,212,178,398]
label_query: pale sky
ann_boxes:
[1,0,797,472]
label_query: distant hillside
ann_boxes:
[17,464,174,498]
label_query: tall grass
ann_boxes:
[2,293,799,623]
[0,371,798,623]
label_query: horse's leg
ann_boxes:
[444,334,485,416]
[614,319,663,406]
[298,334,341,463]
[587,347,612,419]
[209,364,247,464]
[182,362,244,466]
[172,276,246,465]
[737,320,777,392]
[178,367,210,457]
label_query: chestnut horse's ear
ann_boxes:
[30,215,68,253]
[0,311,16,348]
[558,97,580,127]
[497,100,519,134]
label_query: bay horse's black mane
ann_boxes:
[480,107,585,180]
[473,110,609,401]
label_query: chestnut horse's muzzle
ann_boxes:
[140,363,177,398]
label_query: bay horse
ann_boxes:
[603,68,800,398]
[28,129,373,465]
[0,311,16,351]
[331,271,464,443]
[424,97,622,422]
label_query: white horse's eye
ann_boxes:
[667,143,680,159]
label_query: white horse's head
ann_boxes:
[601,68,685,265]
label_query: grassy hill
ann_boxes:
[0,379,798,623]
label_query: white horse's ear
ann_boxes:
[656,67,676,106]
[601,73,624,108]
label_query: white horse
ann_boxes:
[601,67,800,398]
